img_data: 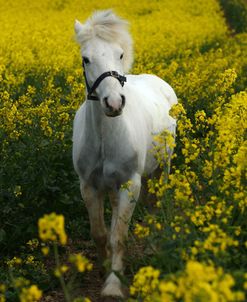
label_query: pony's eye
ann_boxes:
[83,57,90,64]
[120,53,124,60]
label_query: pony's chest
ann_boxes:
[77,137,138,190]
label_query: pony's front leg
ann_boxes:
[81,183,109,262]
[102,173,141,298]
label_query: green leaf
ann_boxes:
[0,229,6,242]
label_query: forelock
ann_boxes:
[75,10,133,72]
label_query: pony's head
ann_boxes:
[75,10,133,117]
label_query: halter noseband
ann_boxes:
[82,61,127,101]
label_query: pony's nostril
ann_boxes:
[121,95,126,108]
[103,97,111,109]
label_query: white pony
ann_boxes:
[73,10,177,299]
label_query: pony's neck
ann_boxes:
[86,100,103,133]
[86,99,124,142]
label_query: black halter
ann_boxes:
[82,60,127,101]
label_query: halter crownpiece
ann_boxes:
[82,60,127,101]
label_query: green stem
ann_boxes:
[66,268,78,293]
[8,268,21,298]
[53,243,71,302]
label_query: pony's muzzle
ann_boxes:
[103,94,125,117]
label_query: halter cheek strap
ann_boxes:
[82,61,127,101]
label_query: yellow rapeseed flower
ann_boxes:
[130,266,160,301]
[19,285,42,302]
[6,257,22,268]
[26,239,39,250]
[54,265,69,277]
[134,223,150,238]
[69,254,93,273]
[132,261,245,302]
[38,213,67,245]
[41,246,50,256]
[169,103,186,119]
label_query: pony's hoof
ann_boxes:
[101,272,124,299]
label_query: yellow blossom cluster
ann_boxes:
[131,261,245,302]
[159,261,245,302]
[134,223,150,239]
[10,278,42,302]
[69,253,93,273]
[153,130,176,169]
[54,265,69,278]
[130,266,160,300]
[38,213,67,245]
[19,285,42,302]
[26,239,39,251]
[6,256,22,268]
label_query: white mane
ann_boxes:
[75,10,133,72]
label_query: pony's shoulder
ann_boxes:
[126,73,172,88]
[126,74,177,106]
[126,73,157,82]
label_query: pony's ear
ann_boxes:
[74,20,84,34]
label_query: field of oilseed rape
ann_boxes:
[0,0,247,301]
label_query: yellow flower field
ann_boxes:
[0,0,246,301]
